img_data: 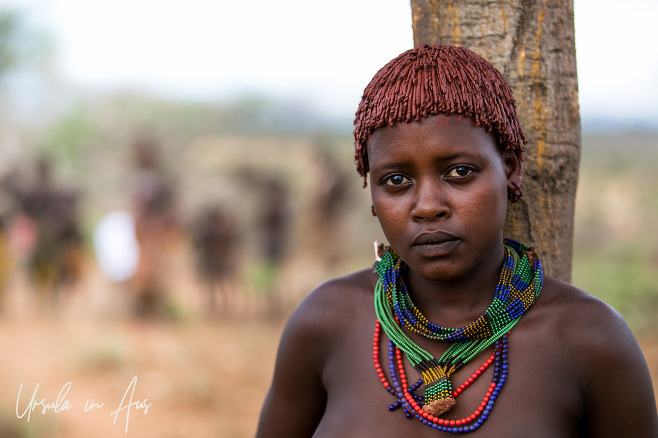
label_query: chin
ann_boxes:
[406,258,467,283]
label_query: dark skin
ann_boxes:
[256,115,658,437]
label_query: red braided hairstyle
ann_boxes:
[353,44,526,186]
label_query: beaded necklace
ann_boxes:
[373,239,543,428]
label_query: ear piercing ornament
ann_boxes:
[508,182,523,203]
[371,204,377,216]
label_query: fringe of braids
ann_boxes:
[353,44,526,187]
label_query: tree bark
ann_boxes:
[411,0,581,281]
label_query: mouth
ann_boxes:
[412,231,458,246]
[412,231,460,256]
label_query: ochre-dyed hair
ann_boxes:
[353,44,526,185]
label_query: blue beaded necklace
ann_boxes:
[374,321,508,432]
[372,239,542,432]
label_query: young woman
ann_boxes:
[256,44,658,437]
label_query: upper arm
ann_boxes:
[575,298,658,437]
[256,285,337,438]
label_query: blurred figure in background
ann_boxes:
[306,145,352,268]
[255,176,290,318]
[0,217,11,307]
[190,203,240,315]
[4,157,83,307]
[127,135,180,317]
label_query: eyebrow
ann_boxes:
[372,151,483,172]
[370,161,410,173]
[434,151,481,162]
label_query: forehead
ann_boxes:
[367,114,499,165]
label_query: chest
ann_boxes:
[315,319,585,438]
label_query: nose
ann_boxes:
[411,178,450,221]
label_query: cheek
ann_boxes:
[375,202,404,229]
[460,179,508,220]
[371,186,404,211]
[372,197,407,238]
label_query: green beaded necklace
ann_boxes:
[373,238,543,416]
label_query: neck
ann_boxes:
[404,239,505,328]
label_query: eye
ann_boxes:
[383,174,411,186]
[446,166,474,178]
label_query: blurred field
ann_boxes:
[0,93,657,436]
[573,131,658,334]
[0,295,285,438]
[0,244,300,438]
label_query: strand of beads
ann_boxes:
[373,320,424,412]
[452,352,494,398]
[373,241,540,410]
[409,335,508,433]
[373,321,509,434]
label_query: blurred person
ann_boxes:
[0,217,11,305]
[255,176,291,318]
[127,135,180,317]
[305,145,353,268]
[5,157,83,306]
[0,172,21,302]
[190,203,241,315]
[256,45,658,437]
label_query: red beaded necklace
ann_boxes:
[373,320,509,433]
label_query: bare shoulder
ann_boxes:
[526,278,658,436]
[528,276,639,355]
[526,275,653,394]
[519,276,656,433]
[256,268,379,438]
[533,276,633,341]
[280,268,378,359]
[299,267,378,312]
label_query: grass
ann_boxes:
[572,131,658,334]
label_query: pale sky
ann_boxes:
[6,0,658,127]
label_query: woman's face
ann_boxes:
[368,114,522,283]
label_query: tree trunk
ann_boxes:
[411,0,581,281]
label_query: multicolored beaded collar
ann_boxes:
[373,239,543,432]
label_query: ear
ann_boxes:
[502,149,523,187]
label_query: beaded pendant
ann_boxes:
[373,321,509,433]
[372,239,542,432]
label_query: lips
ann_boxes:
[412,231,460,257]
[412,231,458,246]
